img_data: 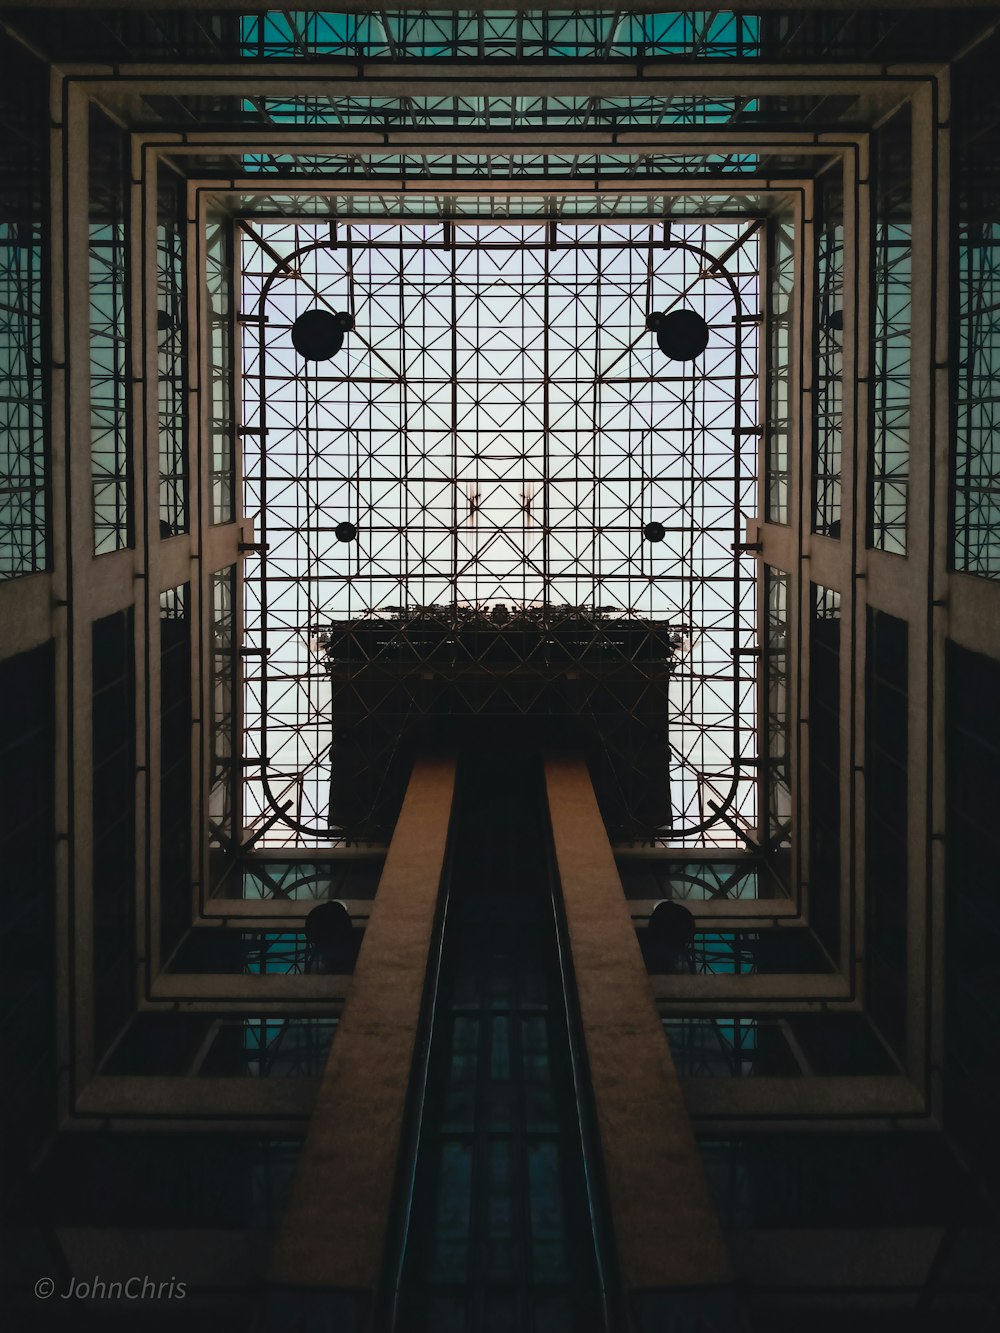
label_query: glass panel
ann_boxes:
[954,223,1000,576]
[238,147,766,181]
[764,567,791,867]
[89,105,131,554]
[158,167,187,535]
[617,857,771,901]
[240,11,761,60]
[240,218,760,848]
[953,41,1000,577]
[206,216,235,523]
[664,1017,797,1077]
[234,857,384,901]
[766,215,794,523]
[201,1017,337,1077]
[813,171,844,537]
[209,566,237,886]
[0,37,47,581]
[870,108,912,555]
[238,93,755,129]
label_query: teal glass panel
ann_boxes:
[198,1016,337,1076]
[617,857,767,901]
[238,147,762,177]
[664,1016,765,1076]
[241,94,753,132]
[239,11,761,61]
[235,857,383,900]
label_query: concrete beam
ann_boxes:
[544,754,732,1292]
[268,754,456,1292]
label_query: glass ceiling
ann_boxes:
[238,214,760,849]
[239,11,762,60]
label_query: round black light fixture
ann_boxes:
[646,308,710,362]
[156,309,176,333]
[304,900,354,973]
[649,899,697,949]
[335,521,358,543]
[643,521,666,543]
[304,899,353,951]
[646,900,697,975]
[291,308,355,361]
[826,309,845,332]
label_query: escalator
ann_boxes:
[381,751,617,1332]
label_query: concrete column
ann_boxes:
[269,754,456,1293]
[543,755,732,1293]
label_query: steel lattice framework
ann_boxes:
[239,214,760,848]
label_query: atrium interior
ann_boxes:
[1,4,1000,1331]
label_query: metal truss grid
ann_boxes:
[237,210,760,849]
[239,11,762,62]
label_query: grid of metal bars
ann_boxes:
[953,40,1000,579]
[813,172,844,537]
[89,105,131,556]
[0,36,47,582]
[765,216,794,524]
[208,567,238,881]
[239,10,762,61]
[157,172,188,536]
[239,215,760,847]
[764,566,790,855]
[870,108,912,556]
